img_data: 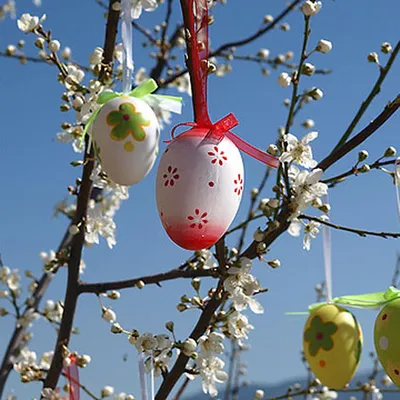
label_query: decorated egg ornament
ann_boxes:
[83,79,182,186]
[157,0,279,250]
[156,126,244,250]
[92,94,160,186]
[303,304,363,389]
[374,298,400,386]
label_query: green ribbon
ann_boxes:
[80,78,183,147]
[286,286,400,315]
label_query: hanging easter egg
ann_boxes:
[374,298,400,386]
[303,304,363,389]
[92,95,160,186]
[156,128,244,250]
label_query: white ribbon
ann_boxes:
[322,195,332,303]
[394,160,400,222]
[143,94,183,115]
[150,360,155,400]
[121,0,134,94]
[138,353,148,400]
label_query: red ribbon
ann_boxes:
[64,354,80,400]
[169,114,280,168]
[176,0,279,169]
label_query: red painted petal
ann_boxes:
[212,159,217,164]
[164,181,169,187]
[234,180,237,184]
[219,160,223,166]
[234,188,237,193]
[173,174,179,179]
[202,220,208,224]
[170,180,175,186]
[188,216,194,220]
[172,168,177,174]
[220,151,225,155]
[208,152,215,156]
[168,166,172,173]
[198,224,203,229]
[195,209,200,215]
[214,146,218,152]
[190,223,196,228]
[222,156,228,160]
[163,174,167,179]
[201,212,208,217]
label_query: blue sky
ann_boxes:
[1,0,400,398]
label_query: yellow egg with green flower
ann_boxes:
[374,298,400,386]
[303,304,363,389]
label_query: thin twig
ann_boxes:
[332,40,400,152]
[299,214,400,239]
[317,95,400,172]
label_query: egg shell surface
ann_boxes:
[156,128,244,250]
[92,95,160,186]
[303,304,363,389]
[374,298,400,386]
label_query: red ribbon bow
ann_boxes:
[174,0,279,169]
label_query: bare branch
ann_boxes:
[78,267,219,294]
[300,214,400,239]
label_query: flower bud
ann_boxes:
[165,321,174,332]
[191,277,201,292]
[111,323,123,334]
[257,49,269,59]
[182,338,197,356]
[136,280,145,289]
[102,307,116,322]
[267,144,278,156]
[278,72,291,88]
[263,15,273,23]
[302,62,315,76]
[316,39,332,53]
[48,40,61,53]
[107,290,120,300]
[367,52,379,63]
[384,146,397,157]
[309,88,323,101]
[358,150,369,162]
[359,164,370,173]
[268,259,280,269]
[101,386,114,398]
[381,42,392,54]
[319,204,331,213]
[253,389,265,400]
[34,37,45,49]
[253,228,264,242]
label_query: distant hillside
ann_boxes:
[184,371,398,399]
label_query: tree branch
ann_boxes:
[78,267,220,294]
[42,0,121,393]
[317,95,400,172]
[332,40,400,152]
[300,214,400,239]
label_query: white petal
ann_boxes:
[302,131,318,144]
[249,297,264,314]
[288,220,301,237]
[306,168,323,184]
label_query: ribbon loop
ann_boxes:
[130,78,158,99]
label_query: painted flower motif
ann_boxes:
[188,209,208,229]
[304,316,337,356]
[106,102,150,152]
[163,166,180,187]
[208,146,228,166]
[234,174,243,196]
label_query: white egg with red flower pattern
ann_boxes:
[156,128,244,250]
[92,95,160,186]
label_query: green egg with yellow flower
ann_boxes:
[303,304,363,389]
[374,298,400,386]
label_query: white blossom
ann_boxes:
[280,132,318,168]
[182,338,197,356]
[289,167,328,219]
[130,0,158,19]
[199,332,224,354]
[89,46,103,65]
[301,1,322,16]
[41,388,65,400]
[227,311,254,341]
[135,332,158,353]
[61,46,71,60]
[170,72,192,96]
[278,72,291,87]
[17,13,45,33]
[39,351,54,370]
[197,353,228,397]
